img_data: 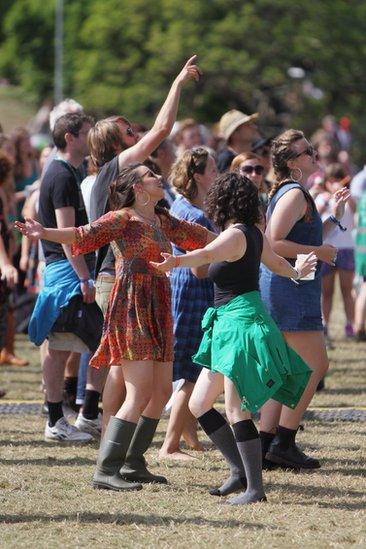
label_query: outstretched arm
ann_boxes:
[151,227,246,272]
[119,56,202,167]
[15,210,132,254]
[15,218,77,245]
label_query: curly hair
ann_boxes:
[205,172,261,230]
[169,147,209,200]
[268,129,304,199]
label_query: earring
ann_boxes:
[290,167,303,182]
[137,190,151,207]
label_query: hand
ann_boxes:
[1,264,18,288]
[80,280,96,304]
[315,244,338,265]
[150,252,176,273]
[14,218,45,240]
[175,55,202,85]
[332,187,350,221]
[294,252,318,279]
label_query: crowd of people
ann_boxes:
[1,55,364,505]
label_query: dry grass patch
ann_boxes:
[0,288,365,547]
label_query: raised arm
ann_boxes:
[118,56,202,167]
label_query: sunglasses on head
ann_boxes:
[126,127,135,137]
[240,164,264,176]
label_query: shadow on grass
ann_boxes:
[274,481,364,501]
[0,512,271,529]
[323,388,366,395]
[0,439,98,448]
[0,457,95,466]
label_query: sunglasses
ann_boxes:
[240,165,264,176]
[289,146,318,160]
[126,127,135,137]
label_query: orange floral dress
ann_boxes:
[71,209,209,368]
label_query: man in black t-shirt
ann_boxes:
[37,112,98,443]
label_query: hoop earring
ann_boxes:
[137,190,151,207]
[290,167,303,181]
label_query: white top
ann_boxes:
[315,193,355,248]
[80,175,96,222]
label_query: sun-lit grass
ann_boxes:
[0,287,365,548]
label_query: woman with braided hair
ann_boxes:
[259,129,350,471]
[16,162,216,492]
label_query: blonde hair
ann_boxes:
[169,147,209,200]
[89,116,129,168]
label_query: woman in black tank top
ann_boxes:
[152,172,317,505]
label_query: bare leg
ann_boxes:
[64,351,80,378]
[102,366,126,436]
[182,412,205,451]
[354,281,366,333]
[279,331,328,429]
[339,269,355,325]
[43,348,70,402]
[189,368,224,419]
[160,381,197,460]
[321,271,335,327]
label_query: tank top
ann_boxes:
[266,181,323,262]
[208,224,263,307]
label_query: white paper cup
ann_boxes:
[297,254,316,280]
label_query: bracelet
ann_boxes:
[79,278,94,288]
[174,256,182,268]
[329,215,347,232]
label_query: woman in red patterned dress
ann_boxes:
[16,162,215,491]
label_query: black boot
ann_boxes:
[266,426,321,470]
[93,416,143,491]
[259,431,278,470]
[120,416,167,484]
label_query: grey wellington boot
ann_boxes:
[93,416,143,491]
[120,416,168,484]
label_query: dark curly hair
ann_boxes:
[205,172,261,230]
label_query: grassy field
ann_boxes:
[0,294,365,548]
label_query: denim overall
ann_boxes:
[260,182,323,331]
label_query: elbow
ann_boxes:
[152,124,170,140]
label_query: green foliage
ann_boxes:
[1,0,366,151]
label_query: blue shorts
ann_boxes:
[260,266,323,332]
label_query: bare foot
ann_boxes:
[159,448,197,461]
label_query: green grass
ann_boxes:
[0,289,365,548]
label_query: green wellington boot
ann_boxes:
[120,416,168,484]
[93,416,143,491]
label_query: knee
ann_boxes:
[188,395,205,419]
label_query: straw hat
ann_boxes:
[219,109,259,141]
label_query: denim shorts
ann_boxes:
[321,248,355,276]
[260,267,323,332]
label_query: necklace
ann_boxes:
[133,208,159,228]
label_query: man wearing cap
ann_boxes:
[217,109,259,172]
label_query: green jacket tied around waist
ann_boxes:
[192,291,311,414]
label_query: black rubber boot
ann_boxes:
[120,416,168,484]
[93,416,143,491]
[266,426,321,470]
